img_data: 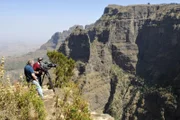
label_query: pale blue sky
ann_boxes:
[0,0,179,44]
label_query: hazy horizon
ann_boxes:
[0,0,180,45]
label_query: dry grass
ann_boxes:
[0,57,46,120]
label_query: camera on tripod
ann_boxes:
[39,61,57,93]
[40,61,57,72]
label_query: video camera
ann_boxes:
[40,61,57,72]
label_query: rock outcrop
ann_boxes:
[59,4,180,120]
[40,25,83,50]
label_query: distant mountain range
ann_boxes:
[0,41,41,57]
[4,25,83,79]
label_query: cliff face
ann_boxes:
[40,25,83,50]
[136,14,180,85]
[59,4,180,120]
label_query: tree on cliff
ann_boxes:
[47,51,75,87]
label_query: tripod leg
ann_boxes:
[42,73,45,86]
[45,72,55,93]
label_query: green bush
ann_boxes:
[47,51,92,120]
[47,51,75,87]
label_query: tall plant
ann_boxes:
[47,51,75,87]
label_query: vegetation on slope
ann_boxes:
[47,51,75,87]
[47,51,92,120]
[0,57,46,120]
[0,52,92,120]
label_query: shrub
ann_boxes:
[47,51,75,87]
[0,57,46,120]
[54,81,92,120]
[0,57,5,79]
[0,83,46,120]
[47,51,92,120]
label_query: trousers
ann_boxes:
[32,80,43,98]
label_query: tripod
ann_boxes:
[42,71,55,93]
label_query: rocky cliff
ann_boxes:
[59,4,180,120]
[40,25,83,50]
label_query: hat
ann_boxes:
[38,57,43,61]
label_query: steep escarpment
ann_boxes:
[59,28,90,62]
[59,4,180,120]
[40,25,83,50]
[136,13,180,86]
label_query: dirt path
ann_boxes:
[43,86,56,120]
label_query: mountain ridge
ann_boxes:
[0,41,41,57]
[58,4,180,120]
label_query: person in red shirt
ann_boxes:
[33,57,43,86]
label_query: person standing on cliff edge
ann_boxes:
[33,57,43,86]
[24,60,43,98]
